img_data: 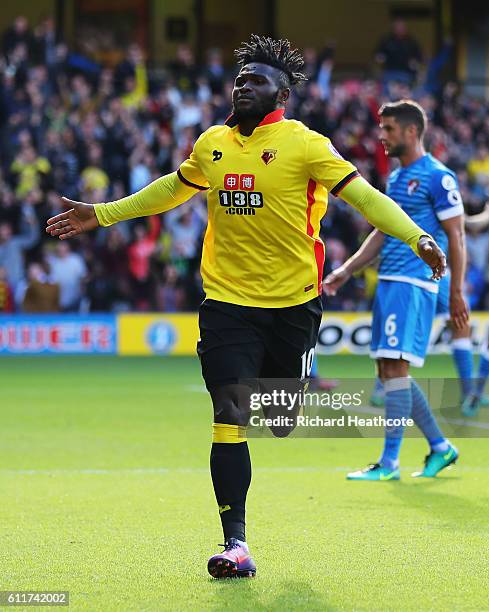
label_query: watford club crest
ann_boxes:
[261,149,277,165]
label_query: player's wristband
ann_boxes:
[412,233,434,256]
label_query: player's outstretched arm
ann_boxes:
[46,172,200,239]
[339,176,446,280]
[46,198,99,239]
[323,229,384,296]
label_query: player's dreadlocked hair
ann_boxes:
[234,34,307,87]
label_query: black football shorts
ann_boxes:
[197,297,322,390]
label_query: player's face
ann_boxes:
[232,63,288,120]
[379,116,407,158]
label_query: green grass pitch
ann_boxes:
[1,354,488,611]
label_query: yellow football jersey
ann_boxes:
[178,109,358,308]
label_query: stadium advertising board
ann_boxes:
[1,312,488,356]
[316,312,489,356]
[117,313,200,355]
[0,315,117,354]
[118,312,489,356]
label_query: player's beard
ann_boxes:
[232,92,278,122]
[387,142,407,158]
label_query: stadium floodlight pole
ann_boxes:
[46,35,447,579]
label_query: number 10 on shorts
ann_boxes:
[301,348,315,379]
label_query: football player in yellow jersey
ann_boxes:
[46,35,446,579]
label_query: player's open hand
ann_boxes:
[323,266,351,296]
[417,235,446,280]
[449,291,470,331]
[46,197,99,240]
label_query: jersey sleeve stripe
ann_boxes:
[436,205,464,221]
[330,170,360,196]
[306,179,325,293]
[306,179,316,237]
[177,168,209,191]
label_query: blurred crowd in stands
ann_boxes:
[1,15,489,314]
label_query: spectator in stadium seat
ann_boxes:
[86,260,117,312]
[80,142,109,202]
[68,74,96,116]
[465,204,489,307]
[0,210,39,296]
[465,222,489,292]
[0,266,14,312]
[169,44,199,94]
[0,188,21,232]
[467,145,489,199]
[2,16,32,59]
[115,43,142,89]
[120,45,148,111]
[48,129,81,200]
[465,255,485,310]
[10,145,51,197]
[20,261,60,312]
[166,199,206,263]
[96,226,132,310]
[316,45,335,101]
[46,242,87,312]
[31,16,56,66]
[447,120,475,170]
[129,148,153,194]
[301,47,318,81]
[155,263,185,312]
[322,238,359,311]
[375,18,422,87]
[204,48,226,95]
[127,218,160,311]
[154,129,175,176]
[174,95,203,137]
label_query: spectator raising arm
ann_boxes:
[16,206,40,249]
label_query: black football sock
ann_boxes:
[211,424,251,542]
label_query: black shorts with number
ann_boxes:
[197,297,322,390]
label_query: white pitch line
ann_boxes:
[0,467,343,476]
[185,385,207,393]
[2,465,489,476]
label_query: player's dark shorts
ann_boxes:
[197,297,322,390]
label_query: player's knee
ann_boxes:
[380,358,409,380]
[210,384,252,426]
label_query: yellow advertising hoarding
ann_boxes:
[118,313,199,355]
[117,312,489,356]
